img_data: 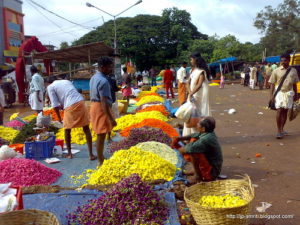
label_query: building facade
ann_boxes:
[0,0,24,69]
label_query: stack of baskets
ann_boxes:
[184,175,254,225]
[0,209,60,225]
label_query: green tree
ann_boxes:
[254,0,300,56]
[73,8,208,69]
[60,41,69,49]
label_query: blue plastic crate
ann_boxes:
[25,136,56,159]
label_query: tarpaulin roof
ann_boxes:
[209,56,237,67]
[33,42,114,62]
[265,56,280,63]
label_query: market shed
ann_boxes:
[33,42,114,63]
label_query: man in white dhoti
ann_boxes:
[269,53,299,139]
[29,66,44,113]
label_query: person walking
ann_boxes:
[176,62,188,105]
[90,57,117,164]
[29,66,44,113]
[268,53,299,139]
[163,65,175,99]
[183,52,211,136]
[149,66,157,86]
[46,78,96,160]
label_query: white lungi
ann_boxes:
[29,91,44,110]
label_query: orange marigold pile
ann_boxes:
[120,118,179,138]
[136,105,169,116]
[43,109,64,121]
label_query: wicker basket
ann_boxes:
[0,209,60,225]
[184,175,254,225]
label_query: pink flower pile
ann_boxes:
[5,120,26,129]
[0,158,62,186]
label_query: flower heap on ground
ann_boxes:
[43,108,64,121]
[135,101,163,111]
[56,125,116,145]
[136,105,169,116]
[76,147,176,186]
[110,127,172,153]
[22,114,37,122]
[135,95,164,106]
[120,118,178,138]
[136,141,178,166]
[113,111,168,131]
[5,120,26,129]
[0,158,61,186]
[0,126,19,142]
[67,174,169,225]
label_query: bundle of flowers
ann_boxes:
[135,101,163,111]
[9,113,19,121]
[110,127,171,153]
[43,108,64,121]
[5,120,26,129]
[0,126,19,142]
[80,147,176,186]
[136,95,164,106]
[22,114,37,122]
[114,111,169,131]
[136,105,169,116]
[67,174,169,225]
[136,141,178,166]
[120,118,179,138]
[0,158,62,186]
[55,125,116,145]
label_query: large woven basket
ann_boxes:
[0,209,60,225]
[184,175,254,225]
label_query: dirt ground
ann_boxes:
[173,83,299,225]
[2,83,299,225]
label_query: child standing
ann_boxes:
[219,74,225,89]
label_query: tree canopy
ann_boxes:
[254,0,300,56]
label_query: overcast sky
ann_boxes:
[22,0,282,48]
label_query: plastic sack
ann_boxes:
[289,100,300,121]
[36,112,51,127]
[175,100,193,121]
[186,105,201,128]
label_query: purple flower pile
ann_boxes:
[110,126,172,153]
[67,174,169,225]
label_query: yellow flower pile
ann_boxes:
[9,113,19,121]
[22,114,37,122]
[209,83,220,86]
[0,126,19,142]
[136,95,164,106]
[138,91,154,98]
[84,147,177,186]
[56,124,115,145]
[136,141,178,166]
[113,111,169,131]
[199,194,247,208]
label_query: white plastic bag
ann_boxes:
[36,112,51,127]
[175,100,194,121]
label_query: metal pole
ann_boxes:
[113,16,117,54]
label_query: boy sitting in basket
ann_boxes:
[172,117,223,184]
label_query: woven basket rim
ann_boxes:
[184,174,255,210]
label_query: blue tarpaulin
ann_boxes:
[23,190,180,225]
[209,56,237,67]
[265,56,280,63]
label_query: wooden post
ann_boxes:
[69,63,72,79]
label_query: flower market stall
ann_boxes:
[0,84,254,225]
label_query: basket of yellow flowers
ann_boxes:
[184,174,254,225]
